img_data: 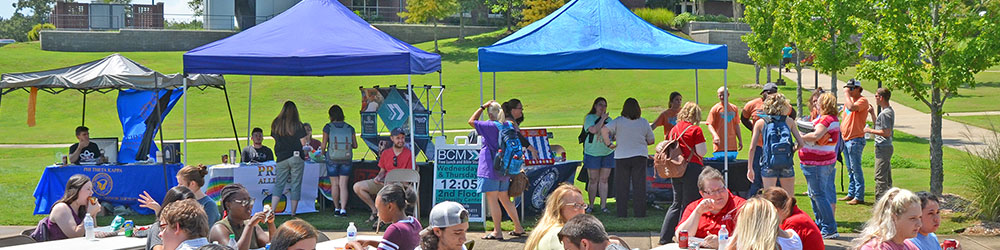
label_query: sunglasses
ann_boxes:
[563,202,589,210]
[232,198,255,207]
[393,155,398,167]
[701,187,727,196]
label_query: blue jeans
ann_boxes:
[844,137,866,201]
[801,163,838,235]
[745,145,764,198]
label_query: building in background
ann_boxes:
[51,2,164,30]
[203,0,301,30]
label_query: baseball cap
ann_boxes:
[427,201,469,229]
[844,79,862,88]
[391,127,408,137]
[761,82,778,93]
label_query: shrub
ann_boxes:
[964,123,1000,222]
[673,12,694,28]
[633,8,675,29]
[27,23,54,41]
[672,12,734,29]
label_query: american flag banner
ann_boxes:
[520,129,555,166]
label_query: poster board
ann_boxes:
[432,136,485,222]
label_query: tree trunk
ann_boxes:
[831,71,838,98]
[433,20,439,53]
[755,63,761,85]
[831,29,838,96]
[458,9,465,41]
[796,50,803,116]
[767,65,772,83]
[929,87,944,195]
[506,1,512,32]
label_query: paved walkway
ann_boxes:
[775,68,997,155]
[3,225,998,250]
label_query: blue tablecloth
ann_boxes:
[33,164,182,215]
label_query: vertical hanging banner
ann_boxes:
[433,136,484,222]
[117,89,183,164]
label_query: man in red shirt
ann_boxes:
[674,167,746,249]
[353,128,412,222]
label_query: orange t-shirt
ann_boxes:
[742,98,793,147]
[840,96,870,141]
[707,102,741,152]
[653,108,680,139]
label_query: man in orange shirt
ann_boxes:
[707,87,743,158]
[839,79,871,205]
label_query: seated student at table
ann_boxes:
[348,183,421,250]
[209,184,276,250]
[674,167,747,249]
[556,214,629,250]
[69,126,104,164]
[302,123,322,150]
[907,191,962,250]
[727,197,802,250]
[160,199,211,250]
[242,128,274,163]
[30,174,104,242]
[354,128,412,226]
[270,219,318,250]
[417,201,469,250]
[759,187,822,250]
[139,186,196,250]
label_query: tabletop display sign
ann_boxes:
[432,136,484,223]
[361,112,378,136]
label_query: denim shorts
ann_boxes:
[583,154,615,169]
[761,163,795,178]
[477,177,510,193]
[326,161,352,176]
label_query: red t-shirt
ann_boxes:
[378,147,413,173]
[668,121,707,166]
[782,206,825,250]
[677,193,746,238]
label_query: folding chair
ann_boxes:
[385,168,421,219]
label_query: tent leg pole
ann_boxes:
[492,73,496,100]
[157,90,168,191]
[407,75,417,216]
[723,69,729,189]
[247,76,253,149]
[479,72,484,104]
[439,71,444,135]
[694,69,699,105]
[223,85,242,159]
[183,78,188,165]
[82,92,87,126]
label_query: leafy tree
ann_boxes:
[518,0,564,27]
[398,0,459,52]
[457,0,481,41]
[13,0,56,24]
[487,0,523,32]
[854,0,1000,195]
[739,0,788,84]
[188,0,204,17]
[788,0,865,96]
[0,14,34,42]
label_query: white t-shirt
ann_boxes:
[605,117,655,159]
[778,229,803,250]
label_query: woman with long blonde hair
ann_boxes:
[853,188,922,250]
[747,93,803,196]
[468,100,524,240]
[727,197,801,250]
[524,184,586,250]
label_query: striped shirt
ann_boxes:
[799,115,840,166]
[379,216,421,250]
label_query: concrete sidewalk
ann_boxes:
[774,68,996,155]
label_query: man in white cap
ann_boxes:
[417,202,470,250]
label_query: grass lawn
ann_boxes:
[0,31,795,144]
[837,67,1000,113]
[944,115,1000,133]
[0,30,982,234]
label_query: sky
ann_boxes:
[0,0,196,21]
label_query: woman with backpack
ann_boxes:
[322,104,357,217]
[582,97,614,214]
[747,93,803,196]
[601,98,655,218]
[658,102,708,245]
[468,100,526,240]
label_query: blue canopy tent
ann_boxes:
[477,0,736,183]
[183,0,441,174]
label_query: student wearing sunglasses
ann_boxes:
[209,184,276,250]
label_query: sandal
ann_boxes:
[365,212,378,223]
[482,233,504,241]
[508,230,527,237]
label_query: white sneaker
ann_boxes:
[823,233,840,239]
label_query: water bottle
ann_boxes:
[717,225,729,250]
[227,234,237,248]
[84,213,95,241]
[347,222,357,241]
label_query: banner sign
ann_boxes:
[34,164,182,215]
[225,162,320,215]
[117,89,184,163]
[433,136,484,222]
[361,112,378,136]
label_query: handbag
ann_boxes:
[507,171,529,197]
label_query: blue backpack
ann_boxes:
[759,115,795,169]
[493,121,524,176]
